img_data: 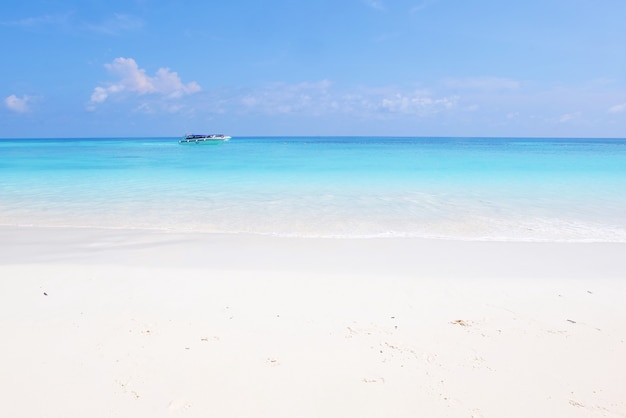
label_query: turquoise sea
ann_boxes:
[1,136,625,241]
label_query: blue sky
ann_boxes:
[1,0,625,138]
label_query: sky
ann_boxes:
[1,0,625,138]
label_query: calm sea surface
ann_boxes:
[1,136,625,241]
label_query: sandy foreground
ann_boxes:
[1,226,625,418]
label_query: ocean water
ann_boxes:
[1,136,626,242]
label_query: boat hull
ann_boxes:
[179,135,231,144]
[179,138,230,144]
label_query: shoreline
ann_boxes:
[2,225,625,278]
[3,215,626,243]
[1,225,625,417]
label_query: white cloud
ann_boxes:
[608,103,626,113]
[1,13,71,28]
[241,80,333,115]
[4,94,31,113]
[410,0,439,14]
[379,91,457,115]
[88,57,201,108]
[2,12,140,35]
[365,0,386,11]
[239,81,457,119]
[83,14,143,35]
[443,77,521,91]
[557,112,580,123]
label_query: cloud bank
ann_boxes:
[88,57,201,110]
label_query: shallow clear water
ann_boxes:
[1,136,625,241]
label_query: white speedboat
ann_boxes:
[179,134,231,144]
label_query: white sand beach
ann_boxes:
[1,226,625,417]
